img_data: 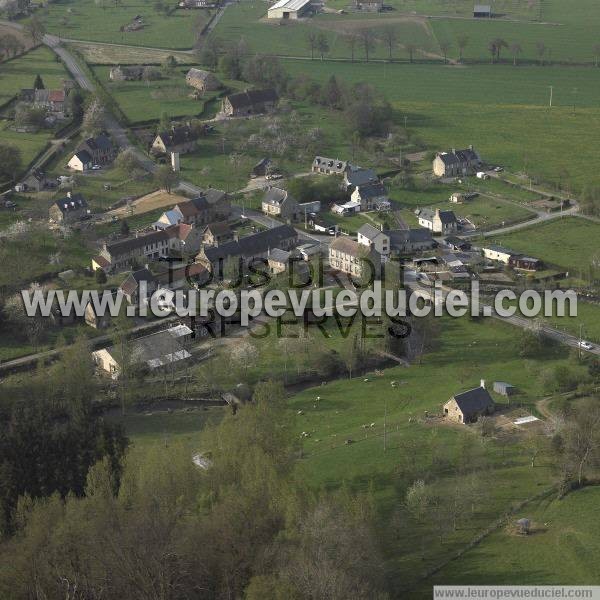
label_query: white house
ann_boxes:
[482,245,515,264]
[417,208,458,235]
[67,150,93,172]
[357,223,390,256]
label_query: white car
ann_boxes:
[578,340,593,350]
[266,173,282,181]
[494,166,504,172]
[91,164,102,170]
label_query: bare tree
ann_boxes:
[24,15,46,45]
[317,32,329,61]
[307,32,317,60]
[593,43,600,67]
[360,29,375,62]
[536,41,547,65]
[456,33,469,62]
[405,42,417,63]
[344,33,358,62]
[382,26,397,62]
[563,397,600,486]
[510,42,522,66]
[439,40,451,64]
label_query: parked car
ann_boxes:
[92,165,102,170]
[494,166,504,172]
[266,173,283,181]
[578,340,594,350]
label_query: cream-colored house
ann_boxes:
[329,236,380,279]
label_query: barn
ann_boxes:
[268,0,312,19]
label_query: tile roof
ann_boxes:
[105,229,170,257]
[330,236,364,257]
[345,167,378,187]
[53,193,87,214]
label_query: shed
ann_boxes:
[493,381,516,396]
[473,4,492,17]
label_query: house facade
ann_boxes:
[49,192,89,223]
[351,182,388,212]
[417,208,458,235]
[221,89,279,117]
[433,146,481,177]
[185,68,221,92]
[444,382,495,424]
[202,222,233,247]
[357,224,390,256]
[329,236,380,279]
[151,125,200,155]
[262,187,299,221]
[67,150,93,172]
[196,224,297,275]
[77,133,116,165]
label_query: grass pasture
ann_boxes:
[426,486,600,588]
[281,59,600,191]
[38,0,207,49]
[212,3,437,61]
[92,65,221,124]
[492,217,600,276]
[0,46,70,106]
[68,42,197,65]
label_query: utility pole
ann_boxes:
[579,323,583,359]
[383,398,388,452]
[548,85,553,108]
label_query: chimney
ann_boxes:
[469,144,473,151]
[66,191,71,199]
[233,231,239,242]
[451,148,456,154]
[480,379,486,389]
[380,223,383,231]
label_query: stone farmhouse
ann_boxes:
[329,236,380,279]
[417,208,458,235]
[185,68,221,92]
[312,156,349,175]
[48,192,89,224]
[433,146,481,177]
[221,89,279,117]
[20,87,68,117]
[196,224,298,275]
[151,124,200,155]
[202,222,234,247]
[119,267,158,304]
[443,381,495,424]
[262,187,299,221]
[109,66,144,81]
[78,133,116,166]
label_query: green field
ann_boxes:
[212,3,436,61]
[492,217,600,276]
[0,46,70,105]
[281,59,600,191]
[92,65,223,124]
[38,0,208,49]
[427,486,600,588]
[0,125,53,173]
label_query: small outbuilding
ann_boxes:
[493,381,517,397]
[473,4,492,17]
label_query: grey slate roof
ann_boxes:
[453,386,494,417]
[73,149,92,164]
[80,133,113,153]
[268,248,291,264]
[202,224,297,263]
[263,187,290,207]
[226,88,278,109]
[357,223,385,241]
[345,168,377,187]
[313,156,348,173]
[105,229,170,257]
[157,125,199,149]
[356,182,387,199]
[437,148,479,166]
[53,193,87,214]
